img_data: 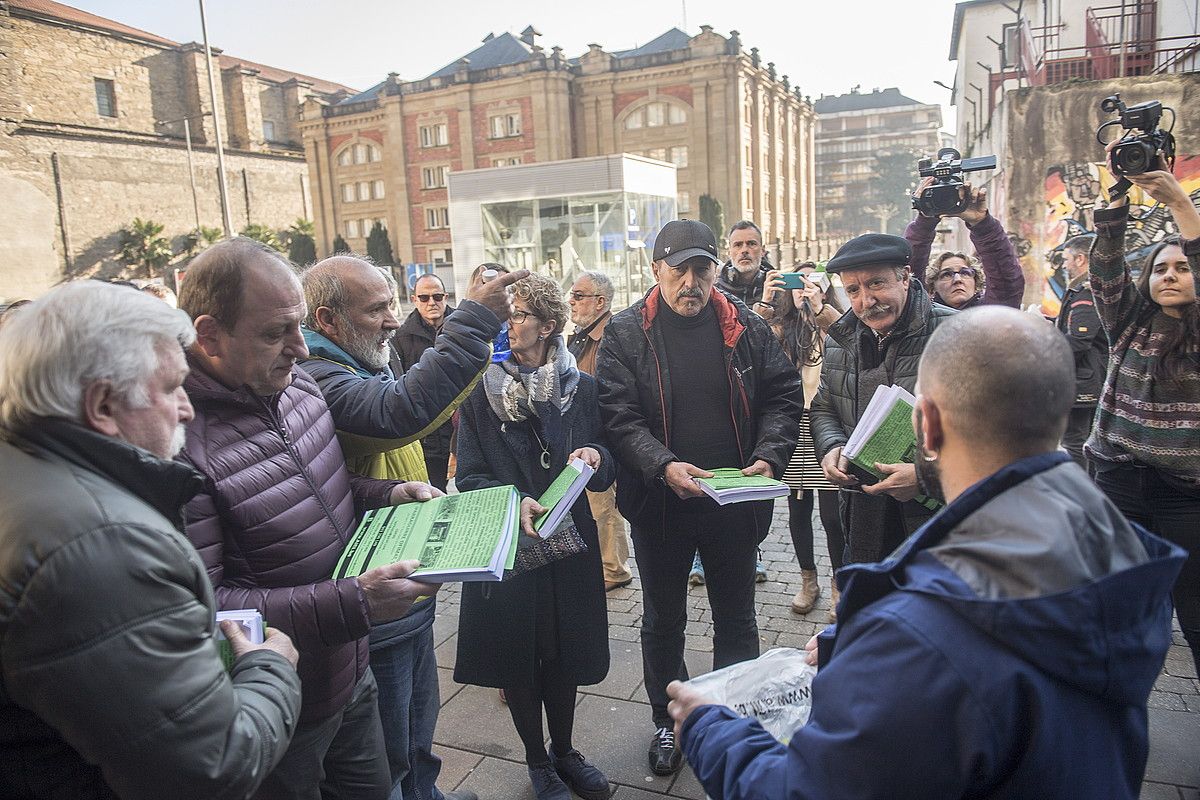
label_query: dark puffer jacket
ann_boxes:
[1,420,301,800]
[715,255,773,308]
[180,358,398,723]
[596,287,803,529]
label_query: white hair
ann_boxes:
[0,281,196,428]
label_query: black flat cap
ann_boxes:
[826,233,912,274]
[652,219,720,267]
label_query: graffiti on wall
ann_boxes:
[1039,155,1200,315]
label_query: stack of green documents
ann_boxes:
[843,384,941,511]
[534,457,595,536]
[694,468,789,505]
[333,485,520,582]
[215,609,264,670]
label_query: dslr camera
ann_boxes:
[1096,94,1176,176]
[912,148,998,217]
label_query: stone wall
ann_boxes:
[0,128,309,299]
[1002,73,1200,313]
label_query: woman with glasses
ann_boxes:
[453,274,616,800]
[906,178,1024,310]
[1087,161,1200,677]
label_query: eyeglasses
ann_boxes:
[569,291,602,301]
[416,293,446,303]
[510,309,542,325]
[935,268,975,282]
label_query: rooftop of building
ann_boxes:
[8,0,357,96]
[813,86,930,114]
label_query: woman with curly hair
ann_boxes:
[760,263,847,619]
[453,273,615,800]
[1088,162,1200,675]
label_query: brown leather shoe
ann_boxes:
[828,582,840,623]
[790,569,821,614]
[605,577,633,592]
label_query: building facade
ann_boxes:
[299,26,821,273]
[814,87,945,237]
[0,0,351,298]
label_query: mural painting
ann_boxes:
[1038,155,1200,316]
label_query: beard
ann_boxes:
[341,320,394,371]
[913,408,945,504]
[167,424,187,459]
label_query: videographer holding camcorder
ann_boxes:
[905,148,1025,310]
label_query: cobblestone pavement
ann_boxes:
[429,501,1200,799]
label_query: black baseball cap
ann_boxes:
[652,220,720,267]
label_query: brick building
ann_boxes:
[0,0,352,297]
[299,26,821,272]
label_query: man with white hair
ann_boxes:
[0,282,302,799]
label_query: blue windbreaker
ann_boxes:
[682,452,1186,800]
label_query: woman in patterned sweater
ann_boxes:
[1087,164,1200,675]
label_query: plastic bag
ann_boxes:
[685,647,816,744]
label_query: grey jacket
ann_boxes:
[0,420,301,799]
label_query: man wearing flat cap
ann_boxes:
[810,232,956,568]
[596,219,803,777]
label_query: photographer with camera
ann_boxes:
[1086,123,1200,676]
[906,151,1024,311]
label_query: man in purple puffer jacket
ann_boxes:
[177,238,440,800]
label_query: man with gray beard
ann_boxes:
[299,255,524,800]
[809,233,956,568]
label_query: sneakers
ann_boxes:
[755,560,769,583]
[648,726,682,776]
[552,749,612,800]
[790,569,821,614]
[688,553,705,586]
[528,762,571,800]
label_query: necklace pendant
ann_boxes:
[540,450,551,470]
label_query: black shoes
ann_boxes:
[552,749,613,800]
[528,762,571,800]
[648,726,682,776]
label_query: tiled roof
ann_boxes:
[814,87,926,114]
[338,80,387,106]
[9,0,356,96]
[425,32,533,80]
[610,28,692,59]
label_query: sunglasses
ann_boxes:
[935,268,975,282]
[416,293,446,303]
[569,291,602,301]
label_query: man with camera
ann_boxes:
[809,233,955,564]
[907,151,1024,311]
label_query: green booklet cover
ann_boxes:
[534,457,595,535]
[843,385,941,511]
[333,485,520,583]
[695,468,789,505]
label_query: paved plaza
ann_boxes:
[429,500,1200,800]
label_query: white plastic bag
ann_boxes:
[685,647,816,744]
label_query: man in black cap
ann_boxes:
[809,233,956,566]
[596,219,803,776]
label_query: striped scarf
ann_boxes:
[483,336,579,424]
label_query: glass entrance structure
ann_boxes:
[448,154,676,310]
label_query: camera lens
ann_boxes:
[1114,143,1149,175]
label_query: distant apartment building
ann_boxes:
[813,87,944,237]
[299,26,821,273]
[0,0,352,297]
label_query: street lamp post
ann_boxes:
[154,113,211,232]
[198,0,234,238]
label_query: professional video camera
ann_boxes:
[1096,94,1176,176]
[912,148,998,217]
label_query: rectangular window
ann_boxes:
[489,112,522,139]
[357,181,371,201]
[668,104,686,125]
[425,207,449,230]
[670,146,688,167]
[373,180,385,199]
[431,248,453,265]
[422,165,448,189]
[492,156,523,167]
[262,120,276,141]
[354,144,368,164]
[1002,23,1021,69]
[94,78,116,118]
[646,103,664,127]
[342,184,355,203]
[345,219,360,238]
[419,123,448,148]
[678,191,691,213]
[647,147,667,162]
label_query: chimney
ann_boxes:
[520,25,541,47]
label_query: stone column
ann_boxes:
[281,78,315,146]
[222,65,262,150]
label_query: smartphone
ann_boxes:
[777,272,808,290]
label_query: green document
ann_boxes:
[844,384,941,512]
[333,485,520,582]
[695,468,789,505]
[215,609,264,671]
[534,457,595,535]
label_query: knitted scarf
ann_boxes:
[483,336,579,423]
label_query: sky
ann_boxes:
[70,0,961,131]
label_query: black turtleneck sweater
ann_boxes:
[657,300,741,490]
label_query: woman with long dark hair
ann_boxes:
[1088,164,1200,674]
[761,263,847,620]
